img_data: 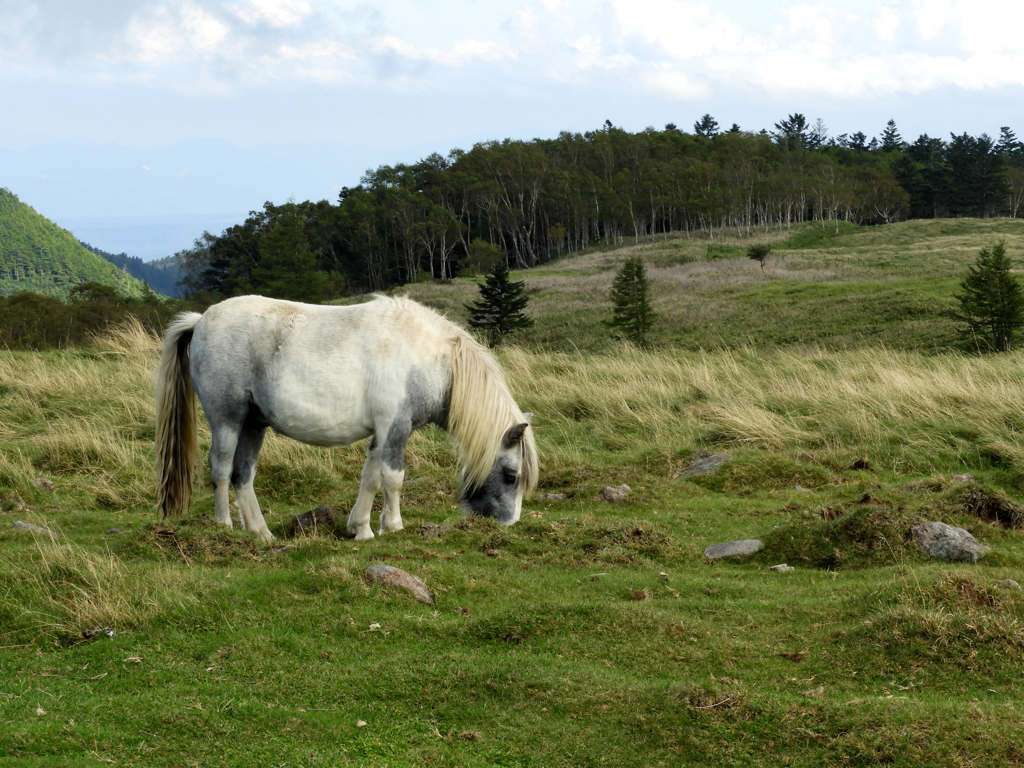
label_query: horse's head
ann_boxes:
[460,419,533,525]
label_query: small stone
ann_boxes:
[11,520,59,539]
[417,523,452,538]
[704,539,763,559]
[539,492,568,501]
[32,478,55,493]
[910,521,989,563]
[365,564,434,605]
[599,484,631,503]
[994,579,1021,590]
[106,528,127,535]
[678,454,731,479]
[770,564,795,572]
[952,473,976,483]
[356,720,368,728]
[793,485,810,493]
[287,506,337,537]
[82,627,117,639]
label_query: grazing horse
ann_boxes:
[155,294,537,541]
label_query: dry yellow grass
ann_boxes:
[502,344,1024,475]
[4,317,1024,515]
[1,529,210,642]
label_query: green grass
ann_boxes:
[4,221,1024,765]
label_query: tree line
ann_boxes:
[171,115,1022,300]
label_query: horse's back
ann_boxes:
[189,295,457,444]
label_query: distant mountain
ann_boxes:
[0,188,148,300]
[80,242,183,298]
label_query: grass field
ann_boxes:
[3,220,1024,766]
[403,217,1024,353]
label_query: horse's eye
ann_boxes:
[502,469,518,485]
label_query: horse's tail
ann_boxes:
[155,311,203,518]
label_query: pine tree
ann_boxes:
[607,257,656,348]
[953,240,1024,352]
[465,260,533,346]
[252,205,328,302]
[693,114,719,139]
[997,126,1024,169]
[880,119,903,151]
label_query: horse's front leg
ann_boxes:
[347,437,383,541]
[379,463,405,535]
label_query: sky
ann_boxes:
[2,0,1024,259]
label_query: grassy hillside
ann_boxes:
[2,318,1024,765]
[0,188,148,300]
[402,217,1024,353]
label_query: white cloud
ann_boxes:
[5,0,1024,101]
[875,6,899,43]
[371,34,516,67]
[231,0,311,28]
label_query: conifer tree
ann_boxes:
[607,257,656,348]
[880,119,903,151]
[465,260,533,346]
[953,240,1024,352]
[693,114,720,138]
[253,205,327,302]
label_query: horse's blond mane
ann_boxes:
[370,295,537,495]
[446,326,538,496]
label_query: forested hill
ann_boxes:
[0,189,149,300]
[178,117,1024,301]
[80,243,183,298]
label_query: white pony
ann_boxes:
[155,294,538,541]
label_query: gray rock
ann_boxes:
[599,485,631,503]
[287,506,337,537]
[678,454,731,479]
[11,520,60,539]
[32,478,55,493]
[82,627,116,640]
[769,563,795,572]
[539,492,568,501]
[417,523,452,538]
[952,473,976,483]
[793,485,810,492]
[910,521,989,563]
[105,528,127,535]
[994,579,1021,590]
[704,539,763,559]
[365,564,434,605]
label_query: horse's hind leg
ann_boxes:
[347,437,383,541]
[208,426,240,528]
[232,425,273,541]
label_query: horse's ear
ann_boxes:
[504,422,529,447]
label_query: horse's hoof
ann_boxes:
[350,527,375,541]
